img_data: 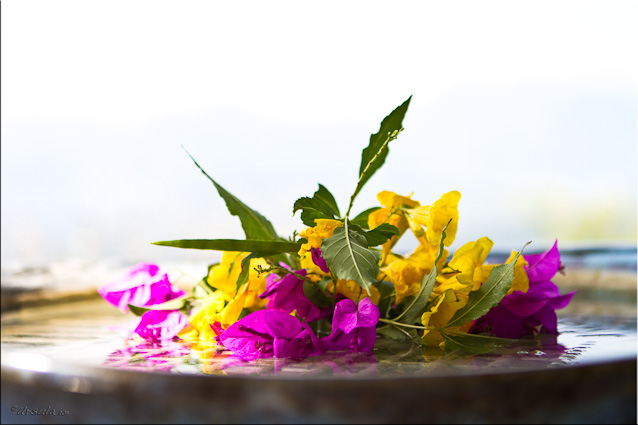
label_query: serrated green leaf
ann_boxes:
[184,149,279,240]
[441,331,519,355]
[293,197,337,227]
[350,207,381,230]
[303,280,333,308]
[444,242,531,329]
[352,96,412,202]
[152,239,301,255]
[321,224,381,295]
[351,223,399,247]
[314,184,340,217]
[394,221,450,325]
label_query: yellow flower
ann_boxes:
[382,259,425,304]
[421,289,472,348]
[298,252,328,282]
[406,191,460,247]
[404,241,448,272]
[380,236,449,304]
[326,279,381,305]
[368,191,420,262]
[178,284,251,348]
[207,251,269,310]
[436,237,529,296]
[479,251,530,294]
[298,219,343,256]
[446,237,493,289]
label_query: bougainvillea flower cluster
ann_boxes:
[99,95,575,360]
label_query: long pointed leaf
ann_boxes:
[184,149,279,240]
[351,96,412,202]
[444,242,531,328]
[441,331,520,355]
[395,221,449,325]
[152,239,301,255]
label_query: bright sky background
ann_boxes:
[2,1,637,267]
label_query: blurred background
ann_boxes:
[2,1,636,278]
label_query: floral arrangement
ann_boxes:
[98,96,576,360]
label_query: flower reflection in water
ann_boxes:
[104,340,190,372]
[104,333,573,377]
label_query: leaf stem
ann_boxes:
[378,318,428,330]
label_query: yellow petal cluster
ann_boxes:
[298,219,343,256]
[178,284,250,348]
[207,251,268,310]
[417,236,530,347]
[326,279,381,305]
[406,190,460,247]
[421,289,473,348]
[368,191,420,262]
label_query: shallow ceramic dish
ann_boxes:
[1,265,636,424]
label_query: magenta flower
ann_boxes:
[134,310,188,342]
[311,247,330,273]
[473,240,576,338]
[258,269,331,323]
[98,263,185,313]
[320,298,380,353]
[218,309,320,360]
[104,340,190,372]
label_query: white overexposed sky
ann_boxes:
[2,1,637,268]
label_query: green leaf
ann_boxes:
[293,184,341,227]
[152,239,301,255]
[350,207,381,230]
[184,149,279,240]
[375,280,396,320]
[352,96,412,203]
[441,331,520,356]
[303,280,333,308]
[234,253,262,292]
[127,296,188,317]
[128,304,151,317]
[377,325,417,341]
[314,184,340,217]
[394,221,450,325]
[321,224,381,295]
[293,197,338,227]
[317,276,332,294]
[351,223,400,247]
[444,241,531,329]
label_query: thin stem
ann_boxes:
[378,318,428,330]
